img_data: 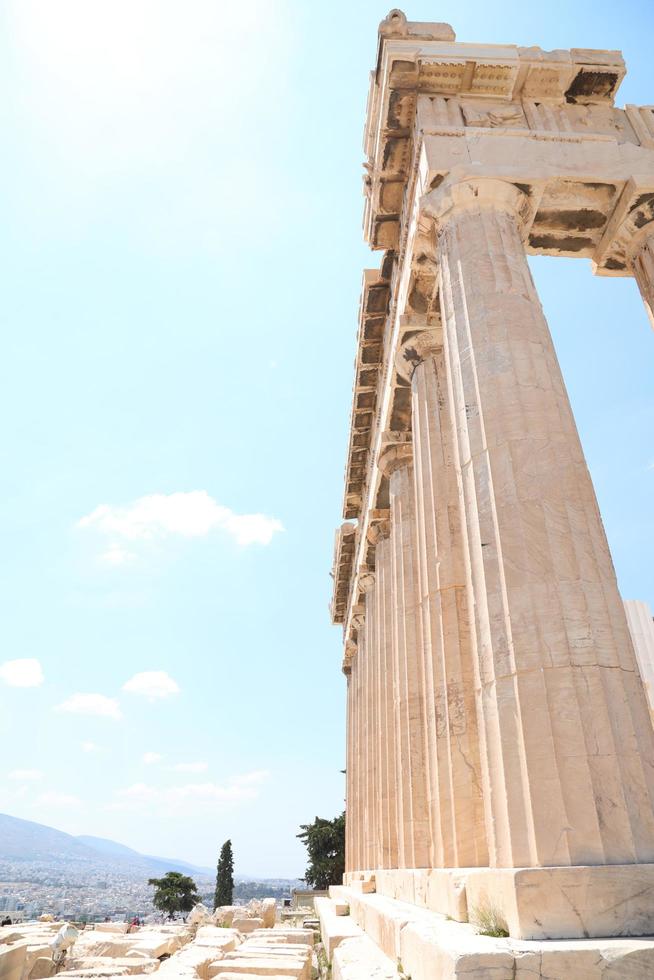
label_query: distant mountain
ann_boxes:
[0,814,212,879]
[143,853,213,878]
[76,835,143,859]
[78,835,213,877]
[0,814,107,864]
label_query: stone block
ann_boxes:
[208,956,308,978]
[261,900,276,929]
[465,865,654,940]
[55,968,131,977]
[232,919,264,935]
[212,975,296,980]
[193,927,240,951]
[347,880,375,895]
[212,908,239,928]
[0,943,27,980]
[516,940,654,977]
[374,869,417,904]
[27,957,55,980]
[399,919,515,980]
[337,884,654,978]
[237,944,311,955]
[23,943,54,978]
[316,898,362,959]
[343,891,416,961]
[249,930,313,946]
[331,935,397,980]
[425,869,469,922]
[65,957,158,976]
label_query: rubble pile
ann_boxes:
[0,904,314,980]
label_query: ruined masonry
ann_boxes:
[0,909,314,980]
[329,9,654,979]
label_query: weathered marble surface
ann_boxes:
[333,6,654,967]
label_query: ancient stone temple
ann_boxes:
[328,10,654,977]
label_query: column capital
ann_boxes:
[420,177,532,235]
[342,638,357,675]
[594,177,654,274]
[359,570,376,594]
[367,511,391,545]
[351,603,366,631]
[377,433,413,478]
[395,316,443,383]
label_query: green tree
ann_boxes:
[148,872,199,919]
[297,812,345,890]
[214,839,235,908]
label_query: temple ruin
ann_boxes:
[328,9,654,977]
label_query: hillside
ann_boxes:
[0,813,212,878]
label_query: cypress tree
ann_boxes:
[214,839,234,908]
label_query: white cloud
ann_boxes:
[143,752,163,765]
[55,693,122,720]
[171,762,208,773]
[99,545,136,566]
[78,490,283,547]
[109,770,270,815]
[37,791,82,808]
[81,741,100,753]
[231,770,270,787]
[8,769,43,781]
[123,671,180,701]
[0,658,44,688]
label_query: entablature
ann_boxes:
[333,11,654,641]
[330,522,357,625]
[342,253,394,521]
[361,11,654,261]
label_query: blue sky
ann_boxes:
[0,0,652,878]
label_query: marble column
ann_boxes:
[368,519,399,870]
[361,573,378,871]
[426,178,654,869]
[344,640,356,874]
[350,599,372,872]
[397,332,488,869]
[350,630,364,873]
[346,644,361,871]
[380,441,431,869]
[632,232,654,330]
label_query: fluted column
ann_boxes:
[397,330,488,869]
[368,518,398,869]
[380,440,430,868]
[427,178,654,869]
[344,640,356,874]
[633,232,654,330]
[350,629,364,872]
[361,573,378,871]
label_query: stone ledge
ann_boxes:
[331,935,397,980]
[374,867,468,921]
[348,864,654,941]
[314,899,362,960]
[333,885,654,980]
[466,865,654,940]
